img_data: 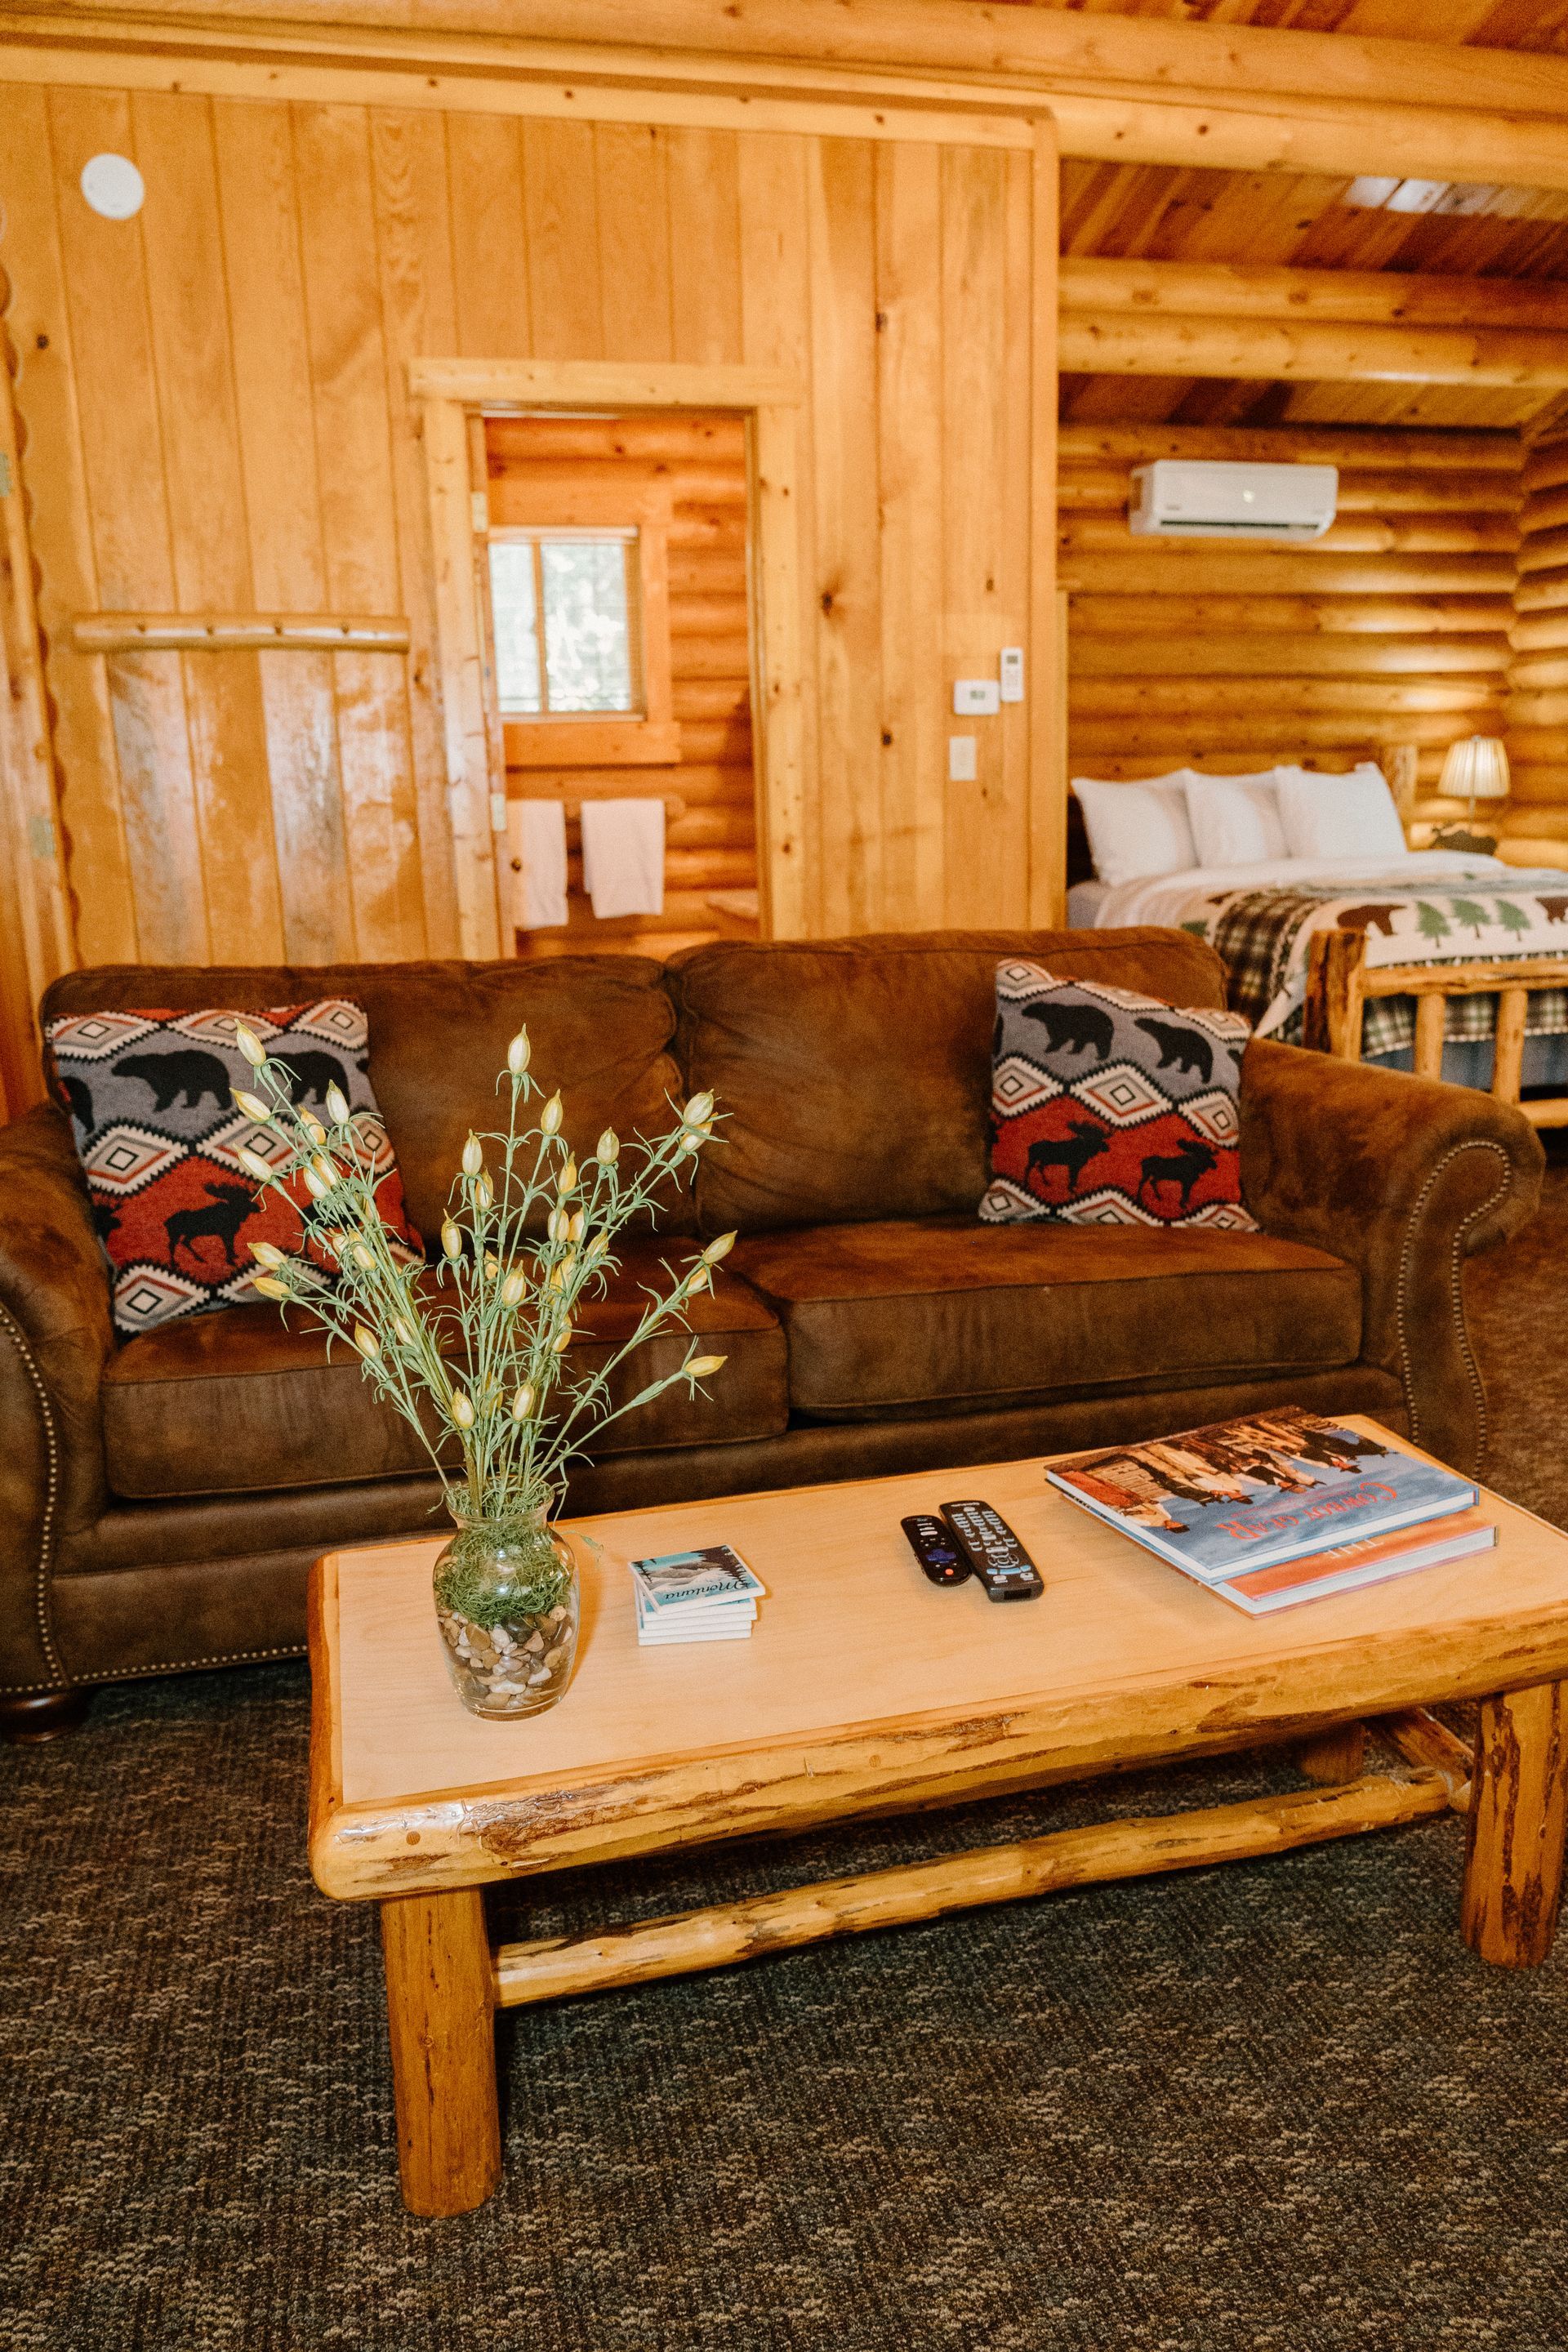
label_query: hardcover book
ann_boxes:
[1190,1511,1496,1615]
[1045,1410,1477,1583]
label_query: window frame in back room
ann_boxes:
[485,482,679,770]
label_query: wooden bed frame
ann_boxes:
[1303,928,1568,1128]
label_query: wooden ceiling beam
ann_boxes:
[1063,260,1568,333]
[17,1,1568,191]
[1060,312,1568,389]
[1058,423,1521,470]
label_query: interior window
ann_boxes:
[489,530,643,718]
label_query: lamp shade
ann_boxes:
[1438,735,1510,802]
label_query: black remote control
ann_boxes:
[901,1512,972,1587]
[939,1501,1044,1602]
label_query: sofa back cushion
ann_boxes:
[668,929,1229,1233]
[40,959,694,1242]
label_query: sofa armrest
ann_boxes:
[1239,1038,1544,1477]
[0,1103,114,1691]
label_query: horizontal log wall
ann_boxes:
[1504,430,1568,862]
[488,411,757,954]
[1060,422,1520,817]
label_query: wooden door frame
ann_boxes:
[411,357,805,958]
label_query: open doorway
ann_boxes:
[483,409,760,958]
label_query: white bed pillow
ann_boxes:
[1183,771,1289,867]
[1072,773,1196,888]
[1274,763,1409,862]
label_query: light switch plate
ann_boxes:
[953,679,1000,716]
[1000,647,1025,703]
[948,735,978,782]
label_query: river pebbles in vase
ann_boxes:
[437,1602,575,1716]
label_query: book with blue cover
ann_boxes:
[628,1544,764,1646]
[1045,1410,1477,1584]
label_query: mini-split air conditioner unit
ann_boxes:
[1129,459,1339,541]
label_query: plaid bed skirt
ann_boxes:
[1206,889,1568,1058]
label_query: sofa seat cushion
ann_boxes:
[101,1239,787,1500]
[726,1217,1362,1421]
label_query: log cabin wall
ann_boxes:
[1059,421,1521,828]
[1506,427,1568,865]
[0,77,1053,992]
[486,410,756,956]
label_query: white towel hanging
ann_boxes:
[507,800,568,930]
[579,798,666,920]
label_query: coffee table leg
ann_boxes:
[381,1887,501,2214]
[1462,1682,1568,1969]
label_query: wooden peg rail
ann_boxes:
[550,794,687,822]
[71,612,412,654]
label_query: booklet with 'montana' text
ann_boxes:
[1045,1410,1477,1584]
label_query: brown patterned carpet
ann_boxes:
[4,1165,1568,2352]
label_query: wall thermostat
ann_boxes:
[953,679,1000,716]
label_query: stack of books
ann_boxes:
[1045,1408,1494,1615]
[629,1544,765,1645]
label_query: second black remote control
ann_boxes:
[939,1501,1045,1602]
[901,1512,972,1586]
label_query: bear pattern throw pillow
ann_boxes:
[44,1000,422,1336]
[981,962,1258,1230]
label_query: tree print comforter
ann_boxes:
[1152,866,1568,1058]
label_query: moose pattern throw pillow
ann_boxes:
[44,1000,422,1336]
[980,962,1258,1230]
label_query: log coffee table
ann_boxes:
[308,1422,1568,2216]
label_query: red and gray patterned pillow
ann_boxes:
[43,1000,422,1336]
[980,961,1258,1231]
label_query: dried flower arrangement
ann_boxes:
[230,1018,732,1715]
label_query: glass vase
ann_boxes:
[432,1504,580,1719]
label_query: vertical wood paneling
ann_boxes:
[5,73,1047,973]
[941,146,1018,930]
[666,129,743,366]
[808,139,883,938]
[136,91,284,964]
[523,122,603,363]
[594,125,672,363]
[445,113,530,359]
[996,146,1035,928]
[48,87,210,962]
[105,650,211,964]
[212,96,342,965]
[738,131,820,931]
[874,141,945,930]
[294,103,425,962]
[1028,122,1063,926]
[0,82,136,963]
[0,336,74,1109]
[369,105,463,956]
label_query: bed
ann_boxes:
[1067,768,1568,1110]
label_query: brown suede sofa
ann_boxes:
[0,926,1544,1737]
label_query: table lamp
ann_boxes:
[1438,734,1511,823]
